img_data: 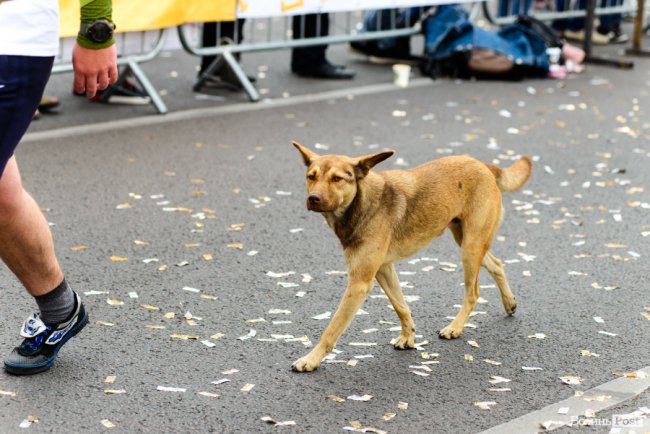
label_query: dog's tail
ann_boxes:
[485,156,532,192]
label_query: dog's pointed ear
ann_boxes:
[354,150,395,179]
[292,141,319,167]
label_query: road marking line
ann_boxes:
[22,78,436,143]
[479,366,650,433]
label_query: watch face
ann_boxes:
[88,22,113,43]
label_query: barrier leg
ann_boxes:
[626,0,650,56]
[194,55,226,92]
[583,0,596,57]
[127,60,169,114]
[582,0,634,68]
[222,50,260,102]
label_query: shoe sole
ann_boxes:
[349,45,421,66]
[292,69,356,79]
[368,55,421,66]
[37,104,60,113]
[106,96,152,105]
[564,34,610,45]
[4,312,89,376]
[195,79,243,93]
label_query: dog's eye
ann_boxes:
[307,174,316,181]
[332,176,343,182]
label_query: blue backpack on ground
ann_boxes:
[421,5,551,80]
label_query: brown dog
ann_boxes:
[291,141,532,372]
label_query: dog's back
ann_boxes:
[385,154,531,192]
[373,155,531,259]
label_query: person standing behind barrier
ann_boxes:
[498,0,533,17]
[0,0,117,375]
[291,14,356,79]
[198,19,256,90]
[551,0,627,44]
[595,0,629,43]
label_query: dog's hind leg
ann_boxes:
[448,218,464,247]
[376,264,416,350]
[440,218,489,339]
[482,251,517,315]
[451,210,516,317]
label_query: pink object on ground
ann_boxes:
[562,43,586,65]
[549,64,567,79]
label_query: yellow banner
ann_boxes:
[59,0,237,37]
[238,0,465,18]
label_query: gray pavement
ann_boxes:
[1,30,650,433]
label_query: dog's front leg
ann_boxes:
[376,264,416,349]
[292,277,374,372]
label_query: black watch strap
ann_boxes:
[80,20,115,44]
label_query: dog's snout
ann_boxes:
[307,193,325,211]
[308,194,321,206]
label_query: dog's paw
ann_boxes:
[291,356,320,373]
[438,325,463,340]
[504,297,517,316]
[392,334,415,350]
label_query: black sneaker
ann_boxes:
[597,24,630,44]
[292,62,356,79]
[4,292,88,375]
[608,28,629,44]
[200,68,257,92]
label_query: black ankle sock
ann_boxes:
[35,279,75,325]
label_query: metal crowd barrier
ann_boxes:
[51,29,169,114]
[485,0,646,66]
[178,7,479,102]
[178,1,645,102]
[49,3,647,114]
[627,0,650,55]
[482,0,636,26]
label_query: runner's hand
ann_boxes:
[72,43,118,98]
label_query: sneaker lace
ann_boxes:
[20,326,51,352]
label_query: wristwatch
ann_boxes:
[79,20,116,44]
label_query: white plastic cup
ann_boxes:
[546,47,561,65]
[392,64,411,88]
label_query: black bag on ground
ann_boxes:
[515,14,565,48]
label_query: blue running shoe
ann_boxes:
[4,292,88,375]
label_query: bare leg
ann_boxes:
[375,264,416,349]
[0,157,63,296]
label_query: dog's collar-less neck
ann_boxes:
[331,173,385,249]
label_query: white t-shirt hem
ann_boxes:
[0,0,60,57]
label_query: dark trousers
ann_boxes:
[498,0,533,17]
[552,0,621,31]
[291,14,329,72]
[0,55,54,176]
[200,19,246,74]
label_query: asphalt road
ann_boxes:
[0,30,649,434]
